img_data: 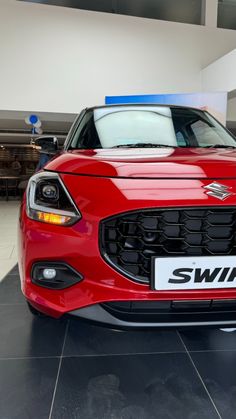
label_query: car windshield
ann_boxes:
[69,106,236,149]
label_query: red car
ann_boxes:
[18,104,236,327]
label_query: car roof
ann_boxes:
[86,103,205,112]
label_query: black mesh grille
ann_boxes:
[100,207,236,284]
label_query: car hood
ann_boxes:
[45,148,236,179]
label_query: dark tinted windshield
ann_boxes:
[69,106,236,149]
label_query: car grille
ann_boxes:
[100,207,236,284]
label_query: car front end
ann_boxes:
[18,105,236,327]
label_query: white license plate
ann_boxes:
[153,256,236,290]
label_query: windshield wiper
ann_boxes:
[112,143,176,148]
[204,144,236,149]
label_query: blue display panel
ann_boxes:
[105,92,227,125]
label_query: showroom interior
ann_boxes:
[3,0,236,418]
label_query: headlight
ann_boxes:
[26,171,81,226]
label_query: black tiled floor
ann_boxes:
[64,318,183,356]
[192,351,236,419]
[1,267,236,418]
[0,358,59,419]
[7,263,19,276]
[180,328,236,351]
[51,354,219,419]
[0,274,24,304]
[0,304,67,358]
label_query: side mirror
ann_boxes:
[34,136,59,155]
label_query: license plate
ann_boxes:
[153,256,236,290]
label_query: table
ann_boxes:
[0,176,20,201]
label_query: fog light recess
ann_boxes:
[31,262,83,289]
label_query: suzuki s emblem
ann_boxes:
[203,182,235,200]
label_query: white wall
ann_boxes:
[1,0,236,114]
[202,49,236,92]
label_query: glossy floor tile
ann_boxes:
[0,259,19,283]
[7,264,19,276]
[191,351,236,419]
[0,244,15,259]
[0,274,24,304]
[0,357,59,419]
[63,318,184,356]
[0,304,67,358]
[51,354,219,419]
[180,328,236,351]
[1,267,236,418]
[0,201,20,281]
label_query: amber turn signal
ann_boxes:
[36,211,72,225]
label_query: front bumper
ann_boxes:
[70,300,236,329]
[18,174,236,324]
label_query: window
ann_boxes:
[69,106,236,150]
[191,120,224,146]
[218,0,236,30]
[22,0,204,26]
[176,131,187,147]
[94,107,177,148]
